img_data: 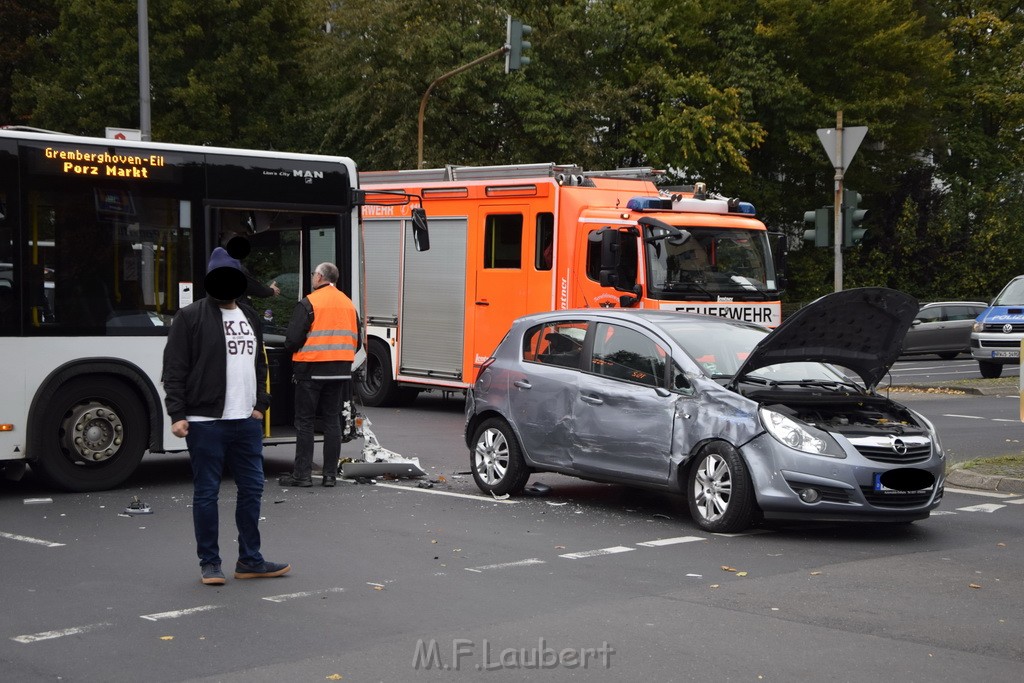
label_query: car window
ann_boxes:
[916,306,943,323]
[523,321,587,369]
[944,305,979,321]
[590,323,667,388]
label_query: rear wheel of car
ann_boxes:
[686,443,758,533]
[937,352,958,360]
[978,360,1003,379]
[470,417,530,496]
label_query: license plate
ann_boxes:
[992,350,1019,359]
[873,472,929,495]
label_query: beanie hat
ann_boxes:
[204,247,247,301]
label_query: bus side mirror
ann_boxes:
[411,208,430,252]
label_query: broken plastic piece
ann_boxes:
[524,482,551,496]
[417,481,434,489]
[124,495,152,515]
[342,415,426,478]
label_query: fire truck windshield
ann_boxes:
[644,226,775,298]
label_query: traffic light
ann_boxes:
[505,16,532,72]
[842,189,868,246]
[803,207,833,247]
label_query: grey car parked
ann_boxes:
[901,301,987,359]
[465,288,945,533]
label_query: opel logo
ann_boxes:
[890,437,908,455]
[1004,323,1014,333]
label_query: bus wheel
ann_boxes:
[356,339,419,407]
[31,377,148,492]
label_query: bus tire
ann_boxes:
[356,339,419,407]
[30,377,148,492]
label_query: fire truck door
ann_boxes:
[473,208,533,366]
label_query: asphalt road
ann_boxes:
[2,392,1023,681]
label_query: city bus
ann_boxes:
[0,128,425,491]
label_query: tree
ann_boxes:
[13,0,323,149]
[0,0,58,126]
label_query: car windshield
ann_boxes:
[644,226,776,297]
[656,319,851,383]
[992,278,1024,306]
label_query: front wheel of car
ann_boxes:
[978,360,1003,379]
[470,417,530,496]
[686,443,758,533]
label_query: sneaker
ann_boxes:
[201,563,226,585]
[322,475,337,487]
[278,474,312,487]
[234,560,291,579]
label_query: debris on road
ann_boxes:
[124,496,152,515]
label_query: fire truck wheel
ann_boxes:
[470,417,530,496]
[356,339,419,407]
[30,377,148,492]
[685,442,759,533]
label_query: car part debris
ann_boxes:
[124,495,152,515]
[524,482,551,496]
[340,415,426,479]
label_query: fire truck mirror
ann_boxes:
[411,208,430,252]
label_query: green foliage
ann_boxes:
[4,0,1024,305]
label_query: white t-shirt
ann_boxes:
[187,306,258,421]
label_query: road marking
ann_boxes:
[930,510,957,515]
[12,622,111,644]
[942,414,986,419]
[712,529,773,537]
[636,536,705,547]
[560,546,634,559]
[465,558,546,573]
[0,531,65,548]
[263,588,344,603]
[945,487,1017,498]
[1004,498,1024,505]
[955,503,1006,513]
[373,482,518,504]
[140,605,221,621]
[991,418,1019,422]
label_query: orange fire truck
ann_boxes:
[357,163,785,406]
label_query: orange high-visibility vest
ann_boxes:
[291,285,358,363]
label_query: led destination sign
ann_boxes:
[44,146,166,179]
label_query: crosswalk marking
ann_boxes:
[140,605,220,621]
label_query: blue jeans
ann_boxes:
[292,379,348,480]
[186,418,265,568]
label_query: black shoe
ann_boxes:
[234,560,291,579]
[278,474,312,487]
[322,475,336,487]
[201,563,225,585]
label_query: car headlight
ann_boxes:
[911,409,944,460]
[759,407,846,458]
[972,322,984,332]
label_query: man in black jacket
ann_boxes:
[162,246,290,586]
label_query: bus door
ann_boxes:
[207,206,346,428]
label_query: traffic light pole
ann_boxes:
[417,46,508,169]
[832,111,844,292]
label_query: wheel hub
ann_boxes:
[63,401,124,463]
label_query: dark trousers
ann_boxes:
[186,418,265,568]
[292,379,349,480]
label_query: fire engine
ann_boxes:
[357,163,785,406]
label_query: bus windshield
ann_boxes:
[644,226,775,298]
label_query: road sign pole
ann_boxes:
[833,111,844,292]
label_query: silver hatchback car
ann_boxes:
[465,288,945,533]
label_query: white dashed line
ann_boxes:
[636,536,705,547]
[955,503,1006,513]
[560,546,634,559]
[263,588,345,603]
[140,605,221,621]
[942,414,987,419]
[372,483,518,504]
[12,623,111,644]
[0,531,65,548]
[1004,498,1024,505]
[465,558,546,572]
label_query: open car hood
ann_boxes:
[731,287,919,389]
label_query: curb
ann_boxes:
[892,384,1015,396]
[946,467,1024,494]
